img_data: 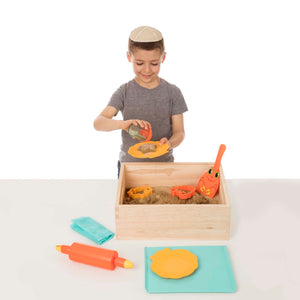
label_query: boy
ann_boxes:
[93,26,188,177]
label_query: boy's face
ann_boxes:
[127,48,166,88]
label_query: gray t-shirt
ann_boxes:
[108,78,188,162]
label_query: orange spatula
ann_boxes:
[196,144,226,198]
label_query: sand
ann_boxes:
[123,186,221,205]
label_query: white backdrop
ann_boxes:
[1,0,299,179]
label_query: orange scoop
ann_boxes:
[196,144,226,198]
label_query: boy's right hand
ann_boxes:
[122,119,151,132]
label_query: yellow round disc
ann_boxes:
[150,248,198,279]
[128,141,169,159]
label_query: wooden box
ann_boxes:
[115,162,231,240]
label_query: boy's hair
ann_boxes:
[128,39,165,55]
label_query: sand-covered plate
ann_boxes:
[128,141,169,159]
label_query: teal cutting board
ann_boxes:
[145,245,237,293]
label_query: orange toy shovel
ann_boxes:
[196,144,226,198]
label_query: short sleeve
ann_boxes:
[107,84,126,112]
[170,85,188,115]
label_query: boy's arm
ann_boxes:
[93,106,151,132]
[160,113,185,150]
[93,106,124,131]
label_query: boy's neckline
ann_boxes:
[133,77,163,90]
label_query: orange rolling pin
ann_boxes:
[56,242,134,270]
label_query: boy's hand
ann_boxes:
[159,137,172,150]
[122,119,151,131]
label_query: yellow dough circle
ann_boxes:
[128,141,169,159]
[150,248,198,279]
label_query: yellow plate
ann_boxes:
[150,248,198,279]
[128,141,169,159]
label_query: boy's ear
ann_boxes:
[162,52,166,63]
[127,52,131,62]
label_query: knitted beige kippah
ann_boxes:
[129,26,163,42]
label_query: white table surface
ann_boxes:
[0,179,299,299]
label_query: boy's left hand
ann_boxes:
[159,138,172,150]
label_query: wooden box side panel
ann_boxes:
[115,163,126,206]
[219,166,229,205]
[116,204,230,240]
[123,162,212,187]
